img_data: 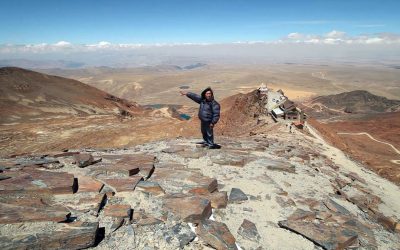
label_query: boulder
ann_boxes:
[73,153,94,168]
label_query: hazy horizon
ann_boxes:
[1,1,400,68]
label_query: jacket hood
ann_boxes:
[201,87,214,100]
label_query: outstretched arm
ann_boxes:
[180,91,202,104]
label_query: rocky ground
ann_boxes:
[0,122,399,250]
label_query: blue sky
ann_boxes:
[0,0,399,44]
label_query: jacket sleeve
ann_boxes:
[186,92,202,104]
[211,101,221,124]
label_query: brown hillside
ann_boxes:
[0,67,144,123]
[308,112,400,185]
[304,90,400,120]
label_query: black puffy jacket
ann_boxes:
[186,87,221,124]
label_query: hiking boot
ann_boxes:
[207,144,221,149]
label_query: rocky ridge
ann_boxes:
[0,122,399,249]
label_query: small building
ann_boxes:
[292,121,304,129]
[258,83,269,95]
[271,107,284,119]
[278,100,298,120]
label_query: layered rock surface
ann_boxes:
[1,123,399,249]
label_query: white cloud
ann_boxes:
[1,31,400,56]
[54,41,72,47]
[281,30,400,45]
[88,41,111,48]
[325,30,346,39]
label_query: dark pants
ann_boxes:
[201,121,214,146]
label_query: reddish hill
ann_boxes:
[308,112,400,185]
[215,90,266,136]
[0,67,144,123]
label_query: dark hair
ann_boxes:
[201,87,214,100]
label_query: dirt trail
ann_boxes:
[337,131,400,165]
[337,132,400,155]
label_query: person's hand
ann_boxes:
[210,123,214,128]
[179,91,187,96]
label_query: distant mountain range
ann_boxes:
[0,59,85,69]
[0,58,207,71]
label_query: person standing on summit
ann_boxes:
[180,87,221,149]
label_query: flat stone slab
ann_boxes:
[163,195,212,223]
[210,150,252,167]
[0,221,99,250]
[189,190,228,209]
[175,149,207,159]
[105,154,155,178]
[162,145,186,153]
[196,219,238,250]
[279,219,358,250]
[132,211,163,226]
[275,196,296,208]
[266,163,296,173]
[103,204,132,218]
[136,181,165,195]
[116,154,156,164]
[0,169,76,194]
[12,157,60,167]
[151,168,217,194]
[0,199,70,223]
[77,176,104,193]
[101,176,143,192]
[278,209,377,249]
[48,151,80,158]
[162,223,196,248]
[323,199,351,215]
[68,193,107,214]
[229,188,248,203]
[104,162,140,176]
[238,219,260,241]
[155,162,187,169]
